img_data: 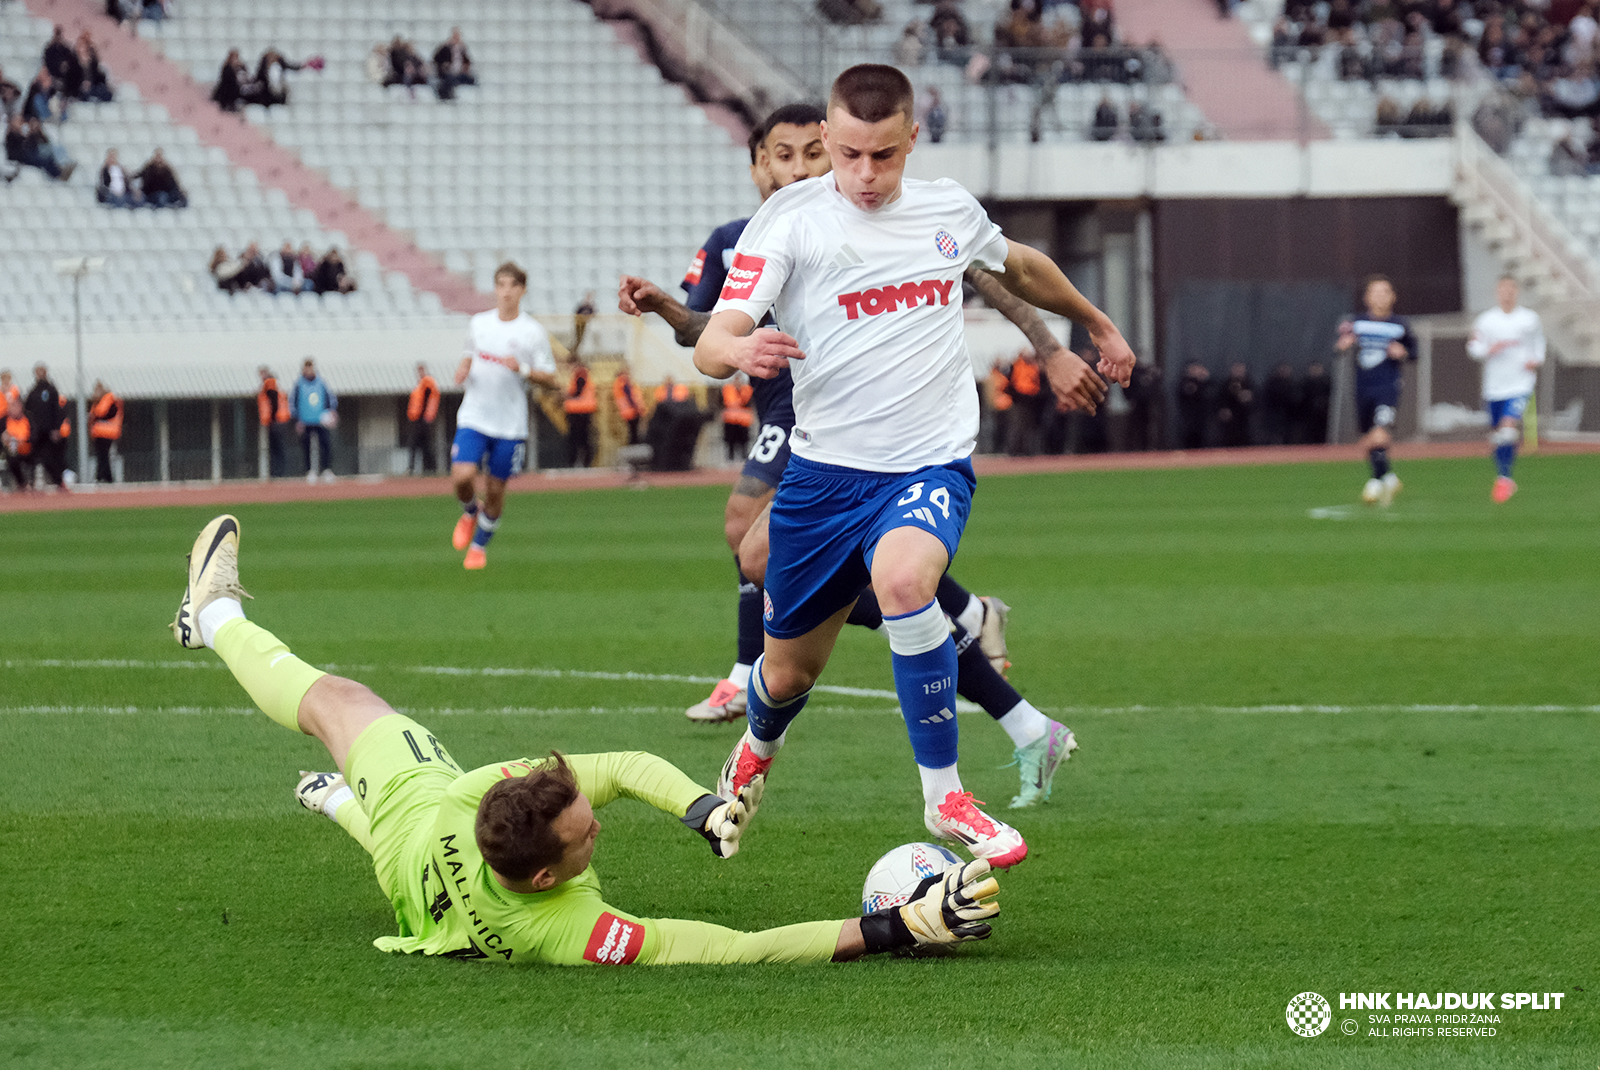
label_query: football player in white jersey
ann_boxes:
[1466,276,1545,502]
[450,261,561,570]
[694,65,1135,867]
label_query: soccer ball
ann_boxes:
[1361,478,1382,504]
[861,842,962,914]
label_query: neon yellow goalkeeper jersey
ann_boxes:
[370,752,843,965]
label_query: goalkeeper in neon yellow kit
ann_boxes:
[170,515,1002,966]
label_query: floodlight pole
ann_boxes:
[54,256,105,482]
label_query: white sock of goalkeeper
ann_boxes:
[744,654,807,757]
[883,600,964,807]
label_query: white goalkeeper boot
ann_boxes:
[296,770,352,821]
[171,514,251,649]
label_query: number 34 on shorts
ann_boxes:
[897,481,951,528]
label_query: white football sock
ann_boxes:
[997,700,1050,749]
[918,762,964,810]
[954,594,984,638]
[729,662,753,690]
[198,598,246,648]
[745,727,785,760]
[323,784,354,821]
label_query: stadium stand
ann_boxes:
[682,0,1212,142]
[134,0,756,315]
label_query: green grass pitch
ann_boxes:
[1,453,1596,1069]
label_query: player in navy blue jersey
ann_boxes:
[1336,275,1416,506]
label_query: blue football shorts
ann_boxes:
[1357,384,1401,433]
[451,427,525,481]
[1487,395,1529,426]
[740,421,793,491]
[762,456,976,639]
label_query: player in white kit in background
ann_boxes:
[1467,276,1545,503]
[694,65,1135,867]
[450,261,561,569]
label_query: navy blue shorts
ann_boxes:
[1357,386,1400,434]
[1487,395,1529,425]
[740,421,792,490]
[451,427,525,481]
[763,456,976,639]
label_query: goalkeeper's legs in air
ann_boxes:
[171,513,440,848]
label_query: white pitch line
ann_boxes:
[1037,703,1600,715]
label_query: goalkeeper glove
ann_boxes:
[680,775,764,858]
[859,858,1000,953]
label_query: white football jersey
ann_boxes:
[457,311,555,440]
[713,175,1010,472]
[1467,305,1545,402]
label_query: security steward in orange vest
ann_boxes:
[256,366,292,477]
[721,376,754,461]
[89,380,123,484]
[563,360,598,468]
[3,393,34,491]
[1005,349,1044,456]
[613,369,643,445]
[406,362,441,475]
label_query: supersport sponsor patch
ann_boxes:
[682,248,706,288]
[720,253,767,300]
[584,912,645,964]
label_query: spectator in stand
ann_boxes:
[252,49,304,108]
[365,43,390,86]
[1214,362,1256,448]
[43,26,75,87]
[920,85,947,142]
[930,1,971,60]
[313,247,356,294]
[210,246,245,292]
[88,379,122,483]
[406,362,441,475]
[1177,361,1212,449]
[25,67,62,122]
[1375,95,1404,136]
[212,49,254,112]
[240,243,275,291]
[257,366,290,477]
[433,28,476,99]
[290,358,337,482]
[1298,361,1331,444]
[1261,362,1299,446]
[141,0,169,22]
[296,242,319,286]
[24,363,68,490]
[7,115,74,180]
[1544,62,1600,119]
[3,393,34,492]
[895,21,930,67]
[0,66,21,118]
[97,148,139,207]
[816,0,882,26]
[134,148,186,207]
[1129,100,1165,143]
[1091,94,1119,140]
[270,240,307,294]
[383,36,429,95]
[69,33,113,103]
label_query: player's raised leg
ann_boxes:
[870,522,1026,868]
